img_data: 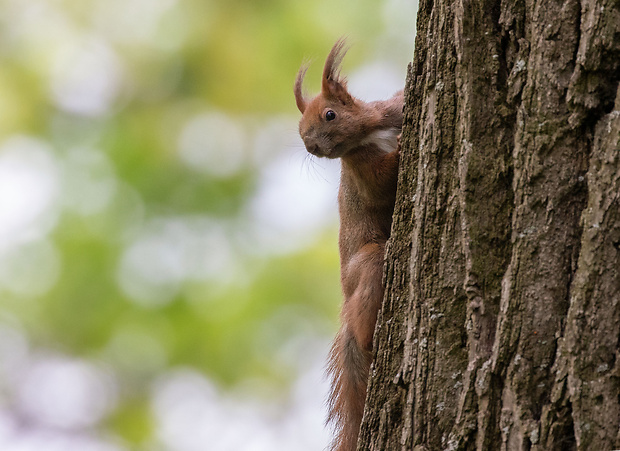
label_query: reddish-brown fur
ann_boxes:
[294,39,403,451]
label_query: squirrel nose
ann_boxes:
[303,138,321,156]
[307,144,321,156]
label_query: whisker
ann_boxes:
[304,153,317,180]
[308,154,330,183]
[302,153,318,181]
[300,152,309,177]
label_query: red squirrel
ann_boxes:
[294,39,403,451]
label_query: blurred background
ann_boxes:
[0,0,416,449]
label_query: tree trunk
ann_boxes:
[357,0,620,448]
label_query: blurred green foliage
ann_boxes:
[0,0,413,447]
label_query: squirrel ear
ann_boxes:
[294,64,309,113]
[321,38,354,105]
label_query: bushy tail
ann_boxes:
[326,328,372,451]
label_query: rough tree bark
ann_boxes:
[357,0,620,448]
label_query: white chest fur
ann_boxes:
[360,128,400,154]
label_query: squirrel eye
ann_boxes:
[325,110,336,121]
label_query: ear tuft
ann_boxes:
[322,38,354,105]
[322,38,348,86]
[294,64,309,113]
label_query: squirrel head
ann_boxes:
[295,39,371,159]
